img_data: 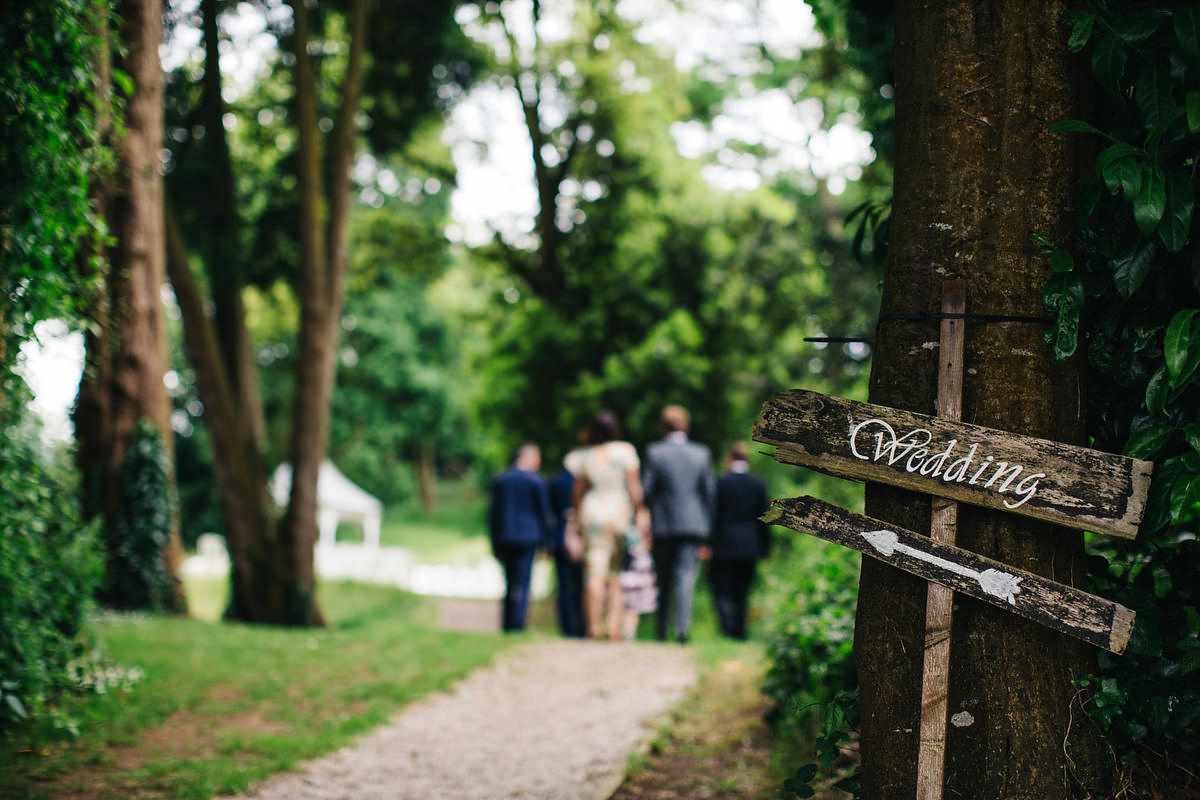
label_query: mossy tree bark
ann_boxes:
[855,1,1108,797]
[75,0,186,613]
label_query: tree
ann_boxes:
[164,0,476,624]
[853,0,1107,795]
[74,0,187,613]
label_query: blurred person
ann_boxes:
[643,404,714,643]
[566,411,642,640]
[548,447,586,638]
[709,442,771,640]
[488,442,551,632]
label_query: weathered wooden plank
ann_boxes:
[764,496,1136,654]
[753,389,1152,539]
[917,280,964,800]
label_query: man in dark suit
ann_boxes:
[547,463,585,637]
[710,442,771,640]
[643,405,715,643]
[488,442,551,632]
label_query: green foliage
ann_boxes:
[0,375,103,731]
[98,420,177,611]
[330,270,473,504]
[1046,0,1200,779]
[760,529,861,742]
[0,0,106,369]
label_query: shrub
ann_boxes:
[97,419,176,611]
[760,534,860,737]
[0,377,103,730]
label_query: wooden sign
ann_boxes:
[753,389,1152,540]
[764,496,1135,654]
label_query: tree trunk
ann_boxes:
[418,439,436,513]
[274,0,368,625]
[164,207,283,622]
[854,1,1106,797]
[76,0,186,613]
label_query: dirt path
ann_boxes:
[217,638,697,800]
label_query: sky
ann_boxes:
[22,0,876,441]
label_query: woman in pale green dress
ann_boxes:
[566,412,643,640]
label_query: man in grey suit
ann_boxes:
[643,404,715,643]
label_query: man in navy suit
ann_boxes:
[547,463,585,637]
[643,405,715,643]
[488,443,551,632]
[710,442,771,639]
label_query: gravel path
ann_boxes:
[218,639,697,800]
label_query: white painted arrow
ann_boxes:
[860,529,1023,605]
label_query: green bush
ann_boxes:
[98,419,176,611]
[760,534,860,737]
[0,377,103,730]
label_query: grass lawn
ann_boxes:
[376,483,491,563]
[0,580,515,800]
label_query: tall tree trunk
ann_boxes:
[165,206,282,622]
[275,0,368,625]
[854,1,1106,797]
[76,0,186,613]
[418,439,436,513]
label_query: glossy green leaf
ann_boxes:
[1119,9,1169,43]
[1097,141,1140,168]
[1136,62,1175,132]
[1185,424,1200,454]
[1145,365,1168,416]
[1103,155,1141,198]
[1067,12,1096,52]
[1091,27,1128,98]
[1176,5,1200,71]
[1169,470,1200,523]
[1134,167,1166,235]
[1111,239,1157,298]
[1164,309,1196,381]
[1050,248,1073,273]
[1050,119,1104,135]
[1124,424,1175,459]
[1141,456,1184,534]
[1188,92,1200,132]
[1158,168,1195,252]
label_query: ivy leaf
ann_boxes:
[1066,12,1096,53]
[1043,272,1084,360]
[1091,27,1128,99]
[1158,168,1196,253]
[1111,239,1157,298]
[1134,167,1167,235]
[1164,309,1197,382]
[1124,423,1175,459]
[1176,5,1200,71]
[111,68,135,99]
[1135,62,1175,132]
